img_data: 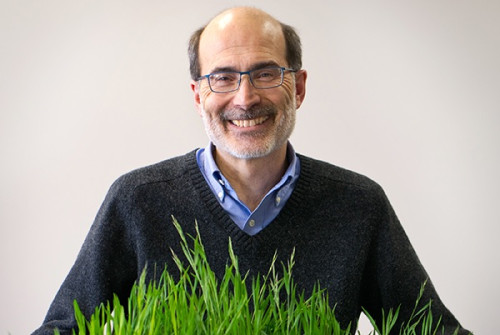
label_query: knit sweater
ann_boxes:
[33,151,469,334]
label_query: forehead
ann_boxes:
[198,12,287,73]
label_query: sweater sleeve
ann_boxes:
[32,178,138,335]
[361,186,470,335]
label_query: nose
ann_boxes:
[232,74,261,109]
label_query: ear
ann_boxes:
[191,80,202,115]
[294,70,307,109]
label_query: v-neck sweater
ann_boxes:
[33,151,468,334]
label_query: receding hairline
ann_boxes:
[207,6,281,28]
[201,7,283,43]
[188,7,302,79]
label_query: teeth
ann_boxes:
[231,116,268,128]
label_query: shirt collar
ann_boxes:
[197,142,299,203]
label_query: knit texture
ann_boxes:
[33,151,468,334]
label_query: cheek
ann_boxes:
[199,85,213,105]
[199,96,227,126]
[278,79,297,104]
[199,86,232,114]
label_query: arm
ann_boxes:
[32,179,138,335]
[361,187,471,334]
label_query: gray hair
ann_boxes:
[188,22,302,80]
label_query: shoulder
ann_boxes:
[296,154,394,221]
[298,154,382,192]
[108,150,198,195]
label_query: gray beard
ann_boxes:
[201,100,296,160]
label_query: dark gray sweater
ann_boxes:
[33,151,469,334]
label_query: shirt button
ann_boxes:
[248,219,255,227]
[275,196,281,206]
[218,191,224,199]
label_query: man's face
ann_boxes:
[192,11,306,160]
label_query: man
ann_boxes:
[33,7,470,334]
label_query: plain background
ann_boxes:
[1,0,498,334]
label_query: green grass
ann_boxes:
[60,218,465,335]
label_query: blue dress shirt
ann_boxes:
[196,142,301,235]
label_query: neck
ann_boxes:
[214,145,289,211]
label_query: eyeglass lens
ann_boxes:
[208,67,284,93]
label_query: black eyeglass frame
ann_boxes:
[197,66,297,93]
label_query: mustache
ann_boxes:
[220,105,277,121]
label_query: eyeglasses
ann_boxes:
[197,66,297,93]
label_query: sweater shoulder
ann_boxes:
[298,154,383,192]
[109,150,198,193]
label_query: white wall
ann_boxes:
[1,1,498,334]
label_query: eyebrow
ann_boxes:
[208,61,281,74]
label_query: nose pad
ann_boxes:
[233,74,260,108]
[239,73,254,90]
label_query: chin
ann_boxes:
[219,139,285,160]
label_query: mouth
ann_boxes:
[230,116,269,128]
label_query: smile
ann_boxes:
[230,116,269,128]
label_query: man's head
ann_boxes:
[188,8,303,81]
[190,7,307,160]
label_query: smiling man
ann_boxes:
[192,9,306,213]
[33,7,470,335]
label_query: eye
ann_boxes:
[252,68,280,81]
[210,72,238,84]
